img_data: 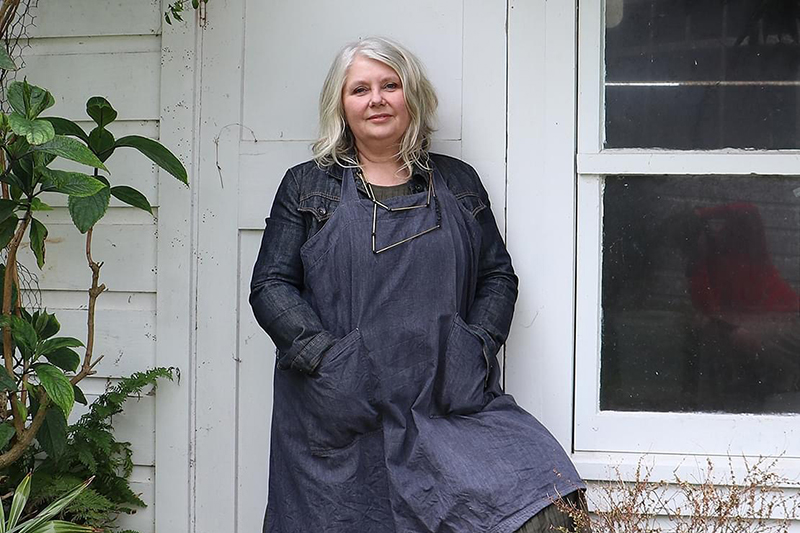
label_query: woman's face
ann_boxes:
[342,55,410,151]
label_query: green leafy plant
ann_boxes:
[0,77,186,469]
[0,473,96,533]
[12,369,175,532]
[0,48,187,531]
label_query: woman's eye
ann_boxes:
[353,86,367,94]
[385,82,399,90]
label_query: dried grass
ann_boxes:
[554,457,800,533]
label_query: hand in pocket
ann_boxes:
[302,329,380,455]
[433,315,489,416]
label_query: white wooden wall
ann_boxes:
[14,2,196,533]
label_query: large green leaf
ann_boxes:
[8,114,55,145]
[0,47,16,70]
[0,421,14,450]
[43,347,78,372]
[111,185,152,214]
[29,217,47,269]
[0,198,17,222]
[115,135,187,184]
[39,311,60,340]
[33,363,74,417]
[0,215,19,249]
[33,311,47,334]
[40,117,89,144]
[39,168,106,197]
[6,82,53,120]
[86,96,117,128]
[7,473,31,530]
[6,81,26,116]
[32,136,107,171]
[67,186,110,233]
[0,315,39,358]
[29,86,55,119]
[39,337,83,356]
[87,127,114,161]
[37,407,67,459]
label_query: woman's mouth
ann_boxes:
[368,114,392,122]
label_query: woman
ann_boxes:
[250,37,585,533]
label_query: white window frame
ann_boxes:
[574,0,800,459]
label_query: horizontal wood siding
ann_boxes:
[16,2,166,531]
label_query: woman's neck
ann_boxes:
[356,144,410,186]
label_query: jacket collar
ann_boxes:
[322,159,433,182]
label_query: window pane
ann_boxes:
[600,176,800,413]
[604,0,800,149]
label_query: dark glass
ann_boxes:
[600,175,800,413]
[605,0,800,149]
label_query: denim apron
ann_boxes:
[264,165,583,533]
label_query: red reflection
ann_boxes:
[689,202,800,315]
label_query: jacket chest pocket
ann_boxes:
[298,193,340,238]
[455,192,487,219]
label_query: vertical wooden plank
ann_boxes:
[192,0,244,530]
[155,2,197,532]
[462,0,508,236]
[236,232,273,533]
[506,0,577,450]
[578,0,604,154]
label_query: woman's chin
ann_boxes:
[356,130,405,148]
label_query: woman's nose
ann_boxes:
[368,88,384,106]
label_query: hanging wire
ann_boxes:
[0,0,37,111]
[0,0,41,310]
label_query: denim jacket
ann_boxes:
[249,153,519,374]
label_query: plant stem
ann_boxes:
[0,0,20,39]
[3,209,30,436]
[0,395,48,469]
[72,226,105,384]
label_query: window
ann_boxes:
[575,0,800,457]
[605,0,800,149]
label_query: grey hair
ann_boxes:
[312,37,438,175]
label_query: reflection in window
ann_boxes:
[600,176,800,413]
[604,0,800,149]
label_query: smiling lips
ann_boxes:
[368,114,392,121]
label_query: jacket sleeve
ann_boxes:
[249,168,337,374]
[463,167,520,359]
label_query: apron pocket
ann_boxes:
[302,328,380,456]
[433,314,489,416]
